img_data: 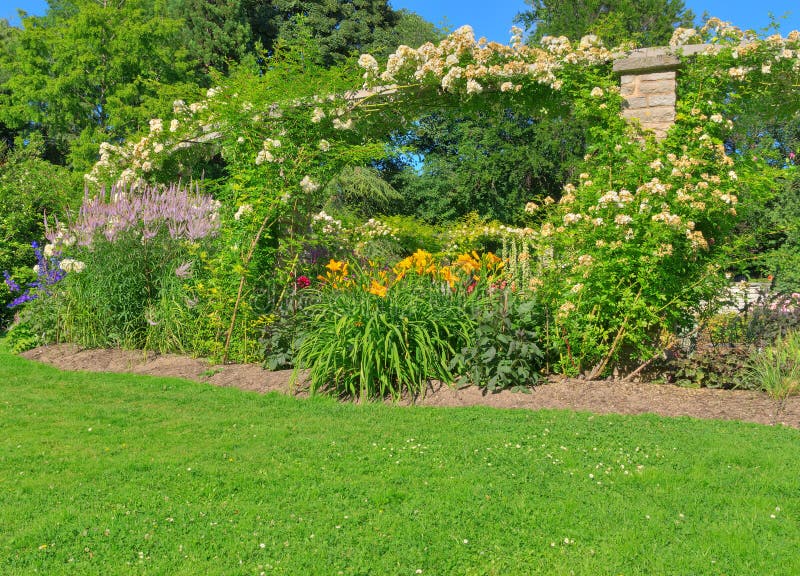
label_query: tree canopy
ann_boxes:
[516,0,695,47]
[0,0,202,170]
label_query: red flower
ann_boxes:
[296,275,311,289]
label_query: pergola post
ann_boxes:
[613,45,707,139]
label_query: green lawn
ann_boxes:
[1,348,799,575]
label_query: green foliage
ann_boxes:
[4,321,39,353]
[749,330,800,400]
[260,282,319,370]
[453,288,545,392]
[762,173,800,292]
[659,295,800,390]
[517,0,695,47]
[1,0,203,169]
[323,165,402,217]
[296,263,476,400]
[662,344,757,390]
[381,215,444,254]
[387,108,586,224]
[370,9,445,56]
[167,0,253,73]
[265,0,400,66]
[0,135,79,326]
[49,231,206,351]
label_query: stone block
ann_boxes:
[642,106,676,123]
[620,76,637,96]
[612,53,680,74]
[648,93,676,106]
[638,79,675,95]
[640,71,676,81]
[647,121,674,134]
[622,96,649,109]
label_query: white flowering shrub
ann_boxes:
[75,21,800,371]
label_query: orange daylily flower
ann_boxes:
[368,279,388,298]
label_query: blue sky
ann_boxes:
[2,0,799,43]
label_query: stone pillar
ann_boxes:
[613,48,679,139]
[612,46,706,139]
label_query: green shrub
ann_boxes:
[749,330,800,400]
[27,183,221,352]
[661,344,757,390]
[452,288,545,392]
[295,254,483,400]
[0,135,80,326]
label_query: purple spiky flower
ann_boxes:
[71,182,220,245]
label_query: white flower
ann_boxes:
[466,79,483,94]
[358,54,379,74]
[169,119,180,132]
[234,204,253,221]
[590,87,604,98]
[525,201,538,213]
[141,161,153,172]
[206,86,221,98]
[172,100,187,114]
[32,264,40,274]
[300,176,319,193]
[500,81,514,92]
[579,34,601,49]
[255,150,274,165]
[149,118,163,134]
[614,214,633,226]
[332,118,353,130]
[311,108,325,123]
[318,139,331,152]
[710,113,723,123]
[60,259,85,273]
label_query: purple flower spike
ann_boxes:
[3,271,20,293]
[70,182,220,246]
[175,261,193,279]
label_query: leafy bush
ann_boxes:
[452,288,544,392]
[749,330,800,400]
[743,293,800,346]
[22,182,222,352]
[0,135,80,327]
[661,344,757,390]
[260,275,319,370]
[4,322,40,353]
[295,251,497,400]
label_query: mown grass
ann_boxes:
[1,347,799,575]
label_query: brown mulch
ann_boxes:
[21,344,800,429]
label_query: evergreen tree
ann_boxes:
[168,0,254,73]
[516,0,695,47]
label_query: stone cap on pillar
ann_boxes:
[612,44,714,75]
